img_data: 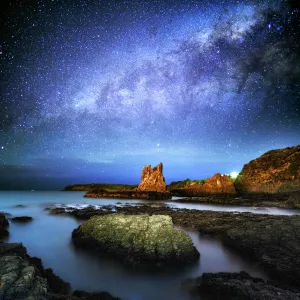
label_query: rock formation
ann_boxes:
[198,173,236,193]
[186,272,300,300]
[0,213,9,238]
[72,214,199,266]
[235,145,300,194]
[0,243,119,300]
[171,173,236,196]
[11,216,33,223]
[137,162,167,192]
[84,162,171,199]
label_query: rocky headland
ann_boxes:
[235,145,300,194]
[171,145,300,207]
[72,214,199,267]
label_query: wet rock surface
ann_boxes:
[0,243,119,300]
[47,203,300,289]
[72,214,199,266]
[0,243,48,300]
[186,271,300,300]
[11,216,33,223]
[175,192,300,208]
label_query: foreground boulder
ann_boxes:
[0,243,49,300]
[186,272,300,300]
[0,243,119,300]
[235,145,300,194]
[72,214,199,266]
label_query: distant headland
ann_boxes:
[63,145,300,204]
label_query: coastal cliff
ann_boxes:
[235,145,300,194]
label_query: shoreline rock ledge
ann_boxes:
[85,162,171,200]
[72,214,200,266]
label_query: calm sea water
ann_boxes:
[0,191,298,300]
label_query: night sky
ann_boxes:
[0,0,299,190]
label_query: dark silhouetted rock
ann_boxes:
[72,290,121,300]
[14,204,26,208]
[72,214,199,266]
[186,272,300,300]
[11,216,33,223]
[235,145,300,193]
[0,213,9,238]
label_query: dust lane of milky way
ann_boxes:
[0,0,299,189]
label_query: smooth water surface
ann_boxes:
[0,191,296,300]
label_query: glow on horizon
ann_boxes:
[230,171,239,179]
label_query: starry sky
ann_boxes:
[0,0,299,190]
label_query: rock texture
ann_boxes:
[187,272,300,300]
[0,243,119,300]
[171,173,236,196]
[137,162,167,192]
[175,192,300,208]
[0,243,49,300]
[72,214,199,266]
[192,173,236,193]
[235,145,300,194]
[0,213,9,238]
[47,203,300,288]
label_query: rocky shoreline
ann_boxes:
[0,242,121,300]
[85,189,172,200]
[46,203,300,291]
[2,202,300,299]
[173,191,300,208]
[184,271,300,300]
[0,212,121,300]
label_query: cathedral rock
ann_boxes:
[137,162,167,193]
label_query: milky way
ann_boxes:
[0,0,299,189]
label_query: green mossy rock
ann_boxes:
[72,214,199,266]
